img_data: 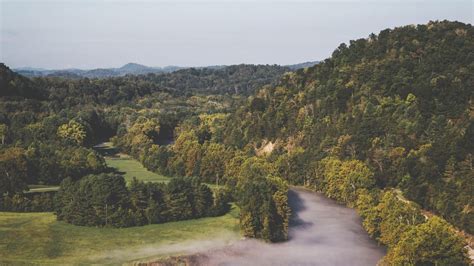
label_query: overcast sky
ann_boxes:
[0,0,472,69]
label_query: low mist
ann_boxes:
[184,188,385,265]
[98,188,385,265]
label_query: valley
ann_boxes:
[1,19,472,265]
[0,206,240,264]
[155,187,386,265]
[0,188,386,265]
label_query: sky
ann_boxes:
[0,0,472,69]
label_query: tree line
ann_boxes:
[0,192,55,212]
[55,174,230,227]
[0,145,106,194]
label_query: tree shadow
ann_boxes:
[288,189,313,234]
[93,145,119,156]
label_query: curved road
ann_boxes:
[188,187,386,265]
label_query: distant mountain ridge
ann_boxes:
[2,62,291,98]
[14,61,319,79]
[286,61,320,70]
[14,63,185,79]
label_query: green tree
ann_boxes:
[123,117,160,156]
[377,191,425,247]
[0,123,7,145]
[355,189,381,238]
[0,148,29,196]
[235,156,289,242]
[317,157,375,206]
[55,174,131,227]
[224,151,249,187]
[165,177,194,220]
[200,142,231,185]
[275,147,307,185]
[171,130,202,177]
[57,120,87,146]
[194,183,213,217]
[384,216,470,265]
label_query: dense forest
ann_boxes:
[0,20,472,265]
[55,175,229,227]
[223,20,473,232]
[0,61,291,241]
[218,20,473,264]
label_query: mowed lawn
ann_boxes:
[105,157,222,189]
[26,185,60,193]
[0,145,237,264]
[0,205,240,264]
[106,157,171,184]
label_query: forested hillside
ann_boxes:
[0,20,472,265]
[0,62,290,240]
[140,64,289,95]
[0,63,287,146]
[222,20,473,233]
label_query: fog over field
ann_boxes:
[1,0,471,264]
[163,188,385,265]
[92,234,239,263]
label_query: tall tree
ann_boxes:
[0,148,29,196]
[57,120,87,146]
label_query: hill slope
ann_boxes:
[223,20,474,234]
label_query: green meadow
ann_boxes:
[0,205,240,265]
[105,156,221,189]
[0,143,237,264]
[106,157,171,184]
[94,141,171,184]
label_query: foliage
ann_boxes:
[0,20,472,260]
[55,174,230,227]
[223,20,474,235]
[200,142,233,185]
[57,120,87,146]
[115,117,160,156]
[0,206,240,264]
[234,156,290,242]
[309,157,469,265]
[55,174,131,227]
[0,148,30,197]
[274,147,308,185]
[0,61,288,240]
[25,143,107,184]
[0,192,55,212]
[383,216,470,265]
[313,157,375,206]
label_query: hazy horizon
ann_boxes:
[1,0,472,69]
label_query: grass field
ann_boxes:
[0,205,240,264]
[23,157,171,193]
[0,143,239,264]
[26,185,60,193]
[96,141,172,184]
[105,156,221,189]
[106,158,171,184]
